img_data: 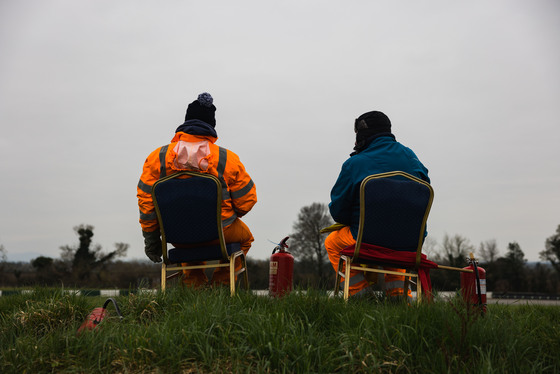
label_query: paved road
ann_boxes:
[488,298,560,306]
[431,291,560,306]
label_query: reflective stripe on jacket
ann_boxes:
[137,131,257,232]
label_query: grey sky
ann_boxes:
[1,0,559,263]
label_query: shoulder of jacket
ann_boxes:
[148,144,169,157]
[343,152,363,166]
[221,146,242,161]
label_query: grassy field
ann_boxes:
[0,287,559,373]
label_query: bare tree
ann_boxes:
[439,234,474,267]
[422,236,438,258]
[479,239,499,264]
[428,234,474,290]
[289,202,333,286]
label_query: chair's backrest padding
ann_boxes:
[153,176,220,245]
[361,176,431,251]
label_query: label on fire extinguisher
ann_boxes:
[269,261,278,275]
[479,279,487,294]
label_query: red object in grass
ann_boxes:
[77,307,108,334]
[77,298,122,335]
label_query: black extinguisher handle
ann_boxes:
[272,236,290,254]
[279,236,289,248]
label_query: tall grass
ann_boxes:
[1,287,559,373]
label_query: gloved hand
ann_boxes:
[142,230,162,263]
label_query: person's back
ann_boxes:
[325,110,429,299]
[329,111,429,237]
[137,92,257,286]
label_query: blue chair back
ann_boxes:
[153,172,222,245]
[152,171,249,293]
[358,172,433,252]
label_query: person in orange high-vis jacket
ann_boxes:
[137,92,257,287]
[325,111,430,300]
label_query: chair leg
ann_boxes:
[228,251,249,296]
[230,255,236,297]
[334,259,343,297]
[417,275,422,304]
[404,276,410,302]
[241,255,249,290]
[343,258,351,301]
[161,263,166,291]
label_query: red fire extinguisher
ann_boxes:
[461,252,487,314]
[77,298,123,335]
[269,236,294,297]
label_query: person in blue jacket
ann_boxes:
[325,110,430,298]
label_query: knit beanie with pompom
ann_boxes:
[185,92,217,127]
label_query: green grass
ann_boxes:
[1,287,559,373]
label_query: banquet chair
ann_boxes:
[152,171,249,296]
[333,171,442,302]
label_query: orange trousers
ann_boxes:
[182,218,253,287]
[325,226,410,298]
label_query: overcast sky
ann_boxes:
[1,0,559,264]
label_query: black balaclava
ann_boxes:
[352,111,393,155]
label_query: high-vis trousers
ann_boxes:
[181,218,254,287]
[325,226,411,298]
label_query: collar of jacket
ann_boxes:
[175,119,218,138]
[171,132,217,144]
[350,132,395,156]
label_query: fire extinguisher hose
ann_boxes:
[103,298,124,320]
[469,253,483,307]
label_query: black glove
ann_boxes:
[142,230,162,263]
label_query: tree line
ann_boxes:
[1,209,559,293]
[0,225,159,289]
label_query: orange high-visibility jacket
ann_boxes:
[137,131,257,233]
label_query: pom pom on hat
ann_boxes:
[197,92,213,107]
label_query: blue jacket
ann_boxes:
[329,135,430,238]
